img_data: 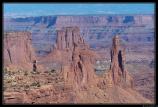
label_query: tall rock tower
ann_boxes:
[110,35,132,87]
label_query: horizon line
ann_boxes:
[4,13,154,18]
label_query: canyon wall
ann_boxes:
[55,15,154,27]
[4,15,154,56]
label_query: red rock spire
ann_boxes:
[110,35,129,85]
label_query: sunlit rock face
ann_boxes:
[50,27,99,89]
[110,35,133,87]
[3,32,36,70]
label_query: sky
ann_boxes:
[3,3,155,18]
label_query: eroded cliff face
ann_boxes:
[3,32,36,70]
[4,15,154,56]
[55,15,154,28]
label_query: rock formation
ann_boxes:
[3,28,152,104]
[40,26,99,90]
[110,35,133,87]
[44,28,137,91]
[3,32,36,70]
[50,27,99,89]
[56,27,85,51]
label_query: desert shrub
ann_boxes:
[6,77,13,83]
[36,82,41,87]
[6,79,12,83]
[51,69,56,73]
[24,71,28,76]
[48,72,51,75]
[48,69,56,75]
[24,85,30,89]
[31,82,36,86]
[30,81,41,88]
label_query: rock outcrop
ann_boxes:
[110,35,133,87]
[55,27,98,88]
[42,27,99,89]
[56,27,85,50]
[3,32,36,70]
